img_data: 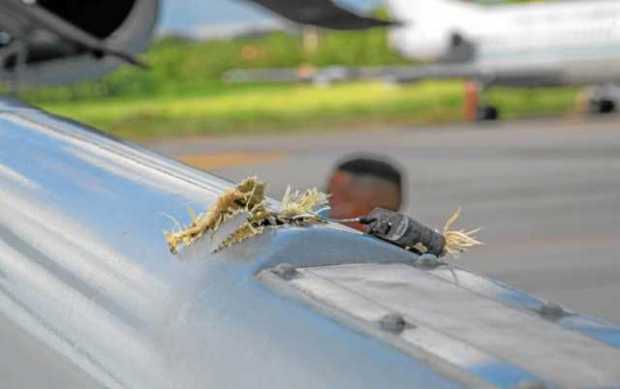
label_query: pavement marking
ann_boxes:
[178,151,284,170]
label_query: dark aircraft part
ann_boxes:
[441,32,477,64]
[247,0,394,30]
[0,0,158,86]
[590,98,617,114]
[360,208,447,257]
[477,105,499,121]
[587,84,620,115]
[37,0,138,39]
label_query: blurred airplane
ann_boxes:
[0,0,389,88]
[387,0,620,118]
[227,0,620,120]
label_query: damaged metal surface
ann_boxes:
[164,178,328,254]
[2,98,620,388]
[0,100,460,388]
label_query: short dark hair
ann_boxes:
[336,156,404,209]
[336,157,403,189]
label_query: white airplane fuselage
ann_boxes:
[389,0,620,85]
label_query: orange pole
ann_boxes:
[464,81,479,122]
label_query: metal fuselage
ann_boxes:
[390,0,620,86]
[2,99,620,388]
[0,99,460,388]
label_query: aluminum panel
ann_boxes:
[264,263,620,388]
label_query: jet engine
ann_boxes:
[0,0,159,87]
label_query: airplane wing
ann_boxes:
[225,63,566,87]
[372,64,565,87]
[246,0,395,29]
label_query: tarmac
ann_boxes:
[149,117,620,324]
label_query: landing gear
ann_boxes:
[0,32,28,94]
[464,81,500,122]
[589,99,616,115]
[586,85,619,115]
[476,105,499,121]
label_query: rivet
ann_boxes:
[517,380,547,389]
[415,254,441,269]
[0,32,11,46]
[272,263,299,280]
[379,313,409,334]
[538,302,565,320]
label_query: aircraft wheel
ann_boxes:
[590,99,617,114]
[476,105,499,121]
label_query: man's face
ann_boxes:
[327,171,376,231]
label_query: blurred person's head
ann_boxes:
[328,156,404,231]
